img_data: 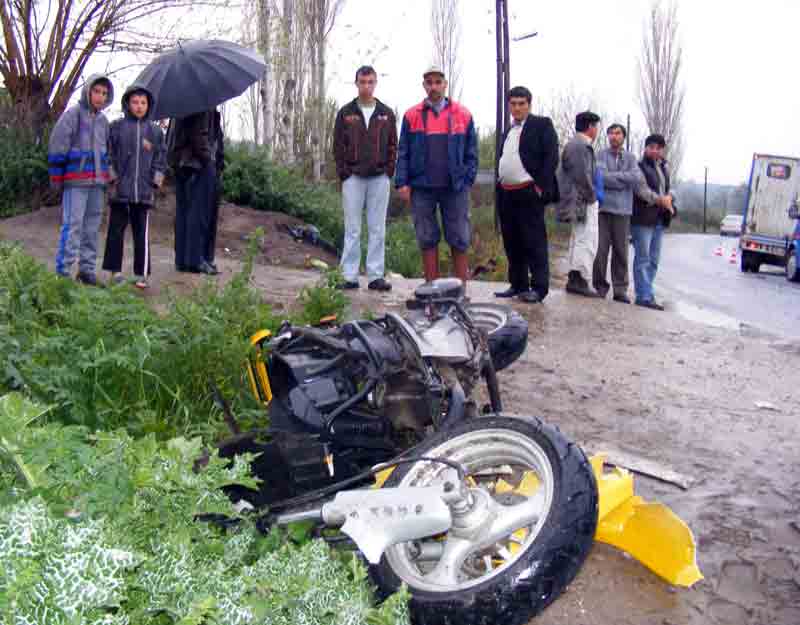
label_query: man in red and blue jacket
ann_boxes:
[396,66,478,283]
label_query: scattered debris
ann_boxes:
[303,255,330,271]
[754,401,780,412]
[590,446,695,490]
[471,258,498,279]
[282,224,339,256]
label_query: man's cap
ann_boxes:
[423,65,446,79]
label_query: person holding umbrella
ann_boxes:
[168,110,221,274]
[133,40,265,275]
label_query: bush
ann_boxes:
[0,127,49,218]
[385,219,422,278]
[0,393,410,625]
[223,143,344,250]
[0,238,350,440]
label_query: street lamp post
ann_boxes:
[703,166,708,234]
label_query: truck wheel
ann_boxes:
[371,415,598,625]
[741,251,759,273]
[787,250,800,282]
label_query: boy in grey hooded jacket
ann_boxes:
[48,74,114,284]
[101,85,166,288]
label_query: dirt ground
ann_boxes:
[2,197,799,625]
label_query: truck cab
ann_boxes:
[739,154,800,281]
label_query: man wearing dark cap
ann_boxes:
[396,66,478,284]
[632,133,675,310]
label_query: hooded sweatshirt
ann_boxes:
[48,74,114,187]
[108,84,166,206]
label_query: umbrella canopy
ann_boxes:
[134,39,266,120]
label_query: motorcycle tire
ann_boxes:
[465,303,528,371]
[370,414,598,625]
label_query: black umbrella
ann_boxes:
[134,39,266,119]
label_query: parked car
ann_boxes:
[719,214,743,237]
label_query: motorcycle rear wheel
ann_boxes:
[464,303,528,371]
[371,415,598,625]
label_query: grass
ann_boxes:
[0,233,349,441]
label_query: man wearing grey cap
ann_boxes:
[395,66,478,283]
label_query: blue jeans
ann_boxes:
[55,186,106,277]
[631,224,664,303]
[340,174,390,282]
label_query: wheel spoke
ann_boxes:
[489,489,547,539]
[424,536,475,586]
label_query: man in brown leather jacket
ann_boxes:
[333,66,398,291]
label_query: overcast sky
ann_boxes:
[324,0,800,185]
[83,0,800,186]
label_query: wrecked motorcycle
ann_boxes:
[220,278,701,625]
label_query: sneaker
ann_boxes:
[613,294,631,304]
[368,278,392,292]
[134,276,148,290]
[110,273,126,286]
[336,280,359,290]
[77,273,101,287]
[635,300,665,311]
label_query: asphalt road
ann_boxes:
[656,233,800,338]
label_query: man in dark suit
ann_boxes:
[495,86,559,303]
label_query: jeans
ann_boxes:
[631,224,664,303]
[55,186,106,277]
[340,174,390,282]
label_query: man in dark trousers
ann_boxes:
[494,86,559,303]
[168,109,220,275]
[396,65,478,284]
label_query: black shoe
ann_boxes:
[197,261,219,275]
[76,273,102,287]
[337,280,359,290]
[368,278,392,292]
[518,291,543,303]
[206,260,219,272]
[565,276,601,298]
[176,264,188,272]
[494,287,523,298]
[636,300,664,311]
[613,294,631,304]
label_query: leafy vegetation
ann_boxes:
[0,127,49,218]
[223,143,345,250]
[0,233,350,441]
[0,393,410,625]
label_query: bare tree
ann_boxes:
[257,0,274,150]
[302,0,344,180]
[430,0,462,99]
[638,0,686,177]
[0,0,222,136]
[239,0,262,144]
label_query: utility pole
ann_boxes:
[703,166,709,234]
[494,0,510,228]
[626,113,631,152]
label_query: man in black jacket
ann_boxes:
[494,86,559,303]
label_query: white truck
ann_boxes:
[739,153,800,281]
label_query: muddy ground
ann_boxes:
[1,197,799,625]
